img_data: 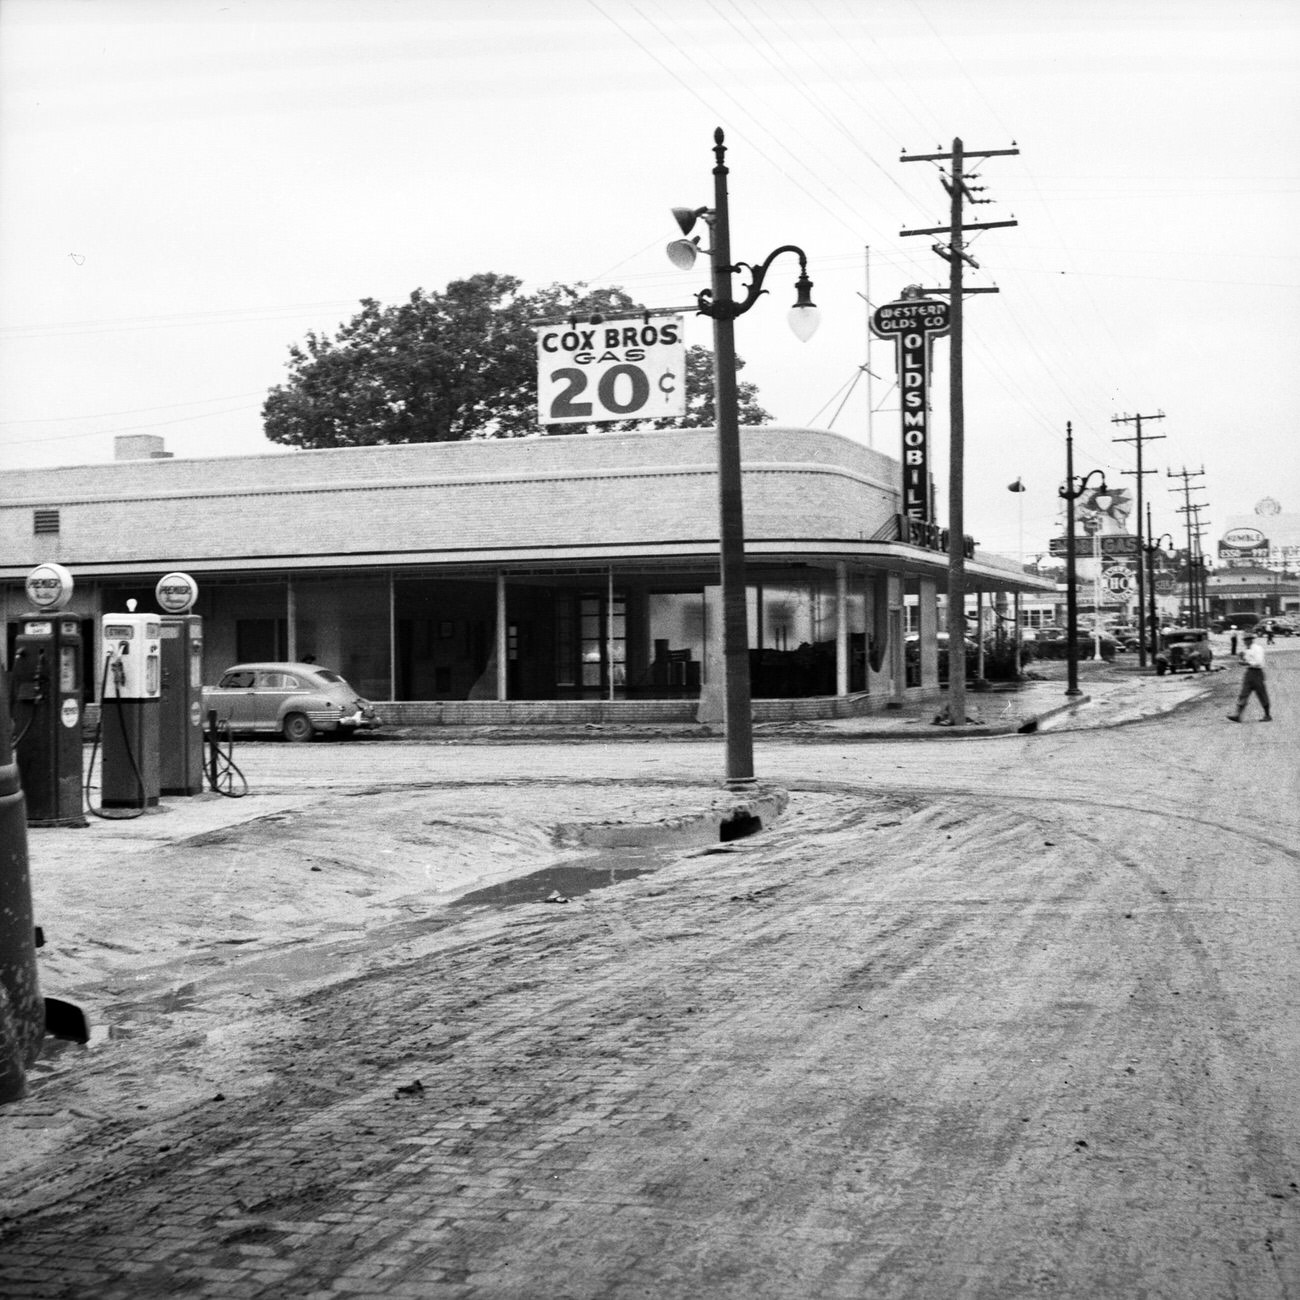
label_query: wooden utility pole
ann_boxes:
[1112,411,1165,664]
[900,138,1017,725]
[1168,467,1208,624]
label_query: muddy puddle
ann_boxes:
[451,847,666,910]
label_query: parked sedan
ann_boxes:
[1028,628,1119,660]
[1154,629,1212,675]
[203,662,382,741]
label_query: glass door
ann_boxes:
[558,591,626,695]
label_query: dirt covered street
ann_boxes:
[1,649,1297,1299]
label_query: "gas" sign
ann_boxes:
[537,316,686,425]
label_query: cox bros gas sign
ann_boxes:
[870,297,950,522]
[537,316,686,425]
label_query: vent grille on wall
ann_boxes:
[33,508,61,535]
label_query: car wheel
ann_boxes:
[282,712,315,743]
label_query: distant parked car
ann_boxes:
[203,662,382,741]
[1258,619,1295,638]
[1029,628,1119,661]
[1154,629,1212,675]
[1212,615,1260,634]
[904,632,978,652]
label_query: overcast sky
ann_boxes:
[1,0,1296,562]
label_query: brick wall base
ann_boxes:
[84,691,945,733]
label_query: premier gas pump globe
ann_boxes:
[155,572,199,616]
[23,563,75,613]
[99,613,162,810]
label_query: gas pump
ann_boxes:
[11,564,86,828]
[99,613,162,810]
[0,669,45,1099]
[2,664,90,1103]
[156,572,204,797]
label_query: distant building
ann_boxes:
[1213,509,1300,622]
[1,427,1052,722]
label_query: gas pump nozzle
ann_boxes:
[106,643,128,691]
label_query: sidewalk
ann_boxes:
[378,659,1219,745]
[42,661,1218,893]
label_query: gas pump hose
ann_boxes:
[84,656,146,821]
[204,714,248,798]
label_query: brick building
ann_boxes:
[1,427,1052,723]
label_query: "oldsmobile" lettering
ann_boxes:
[898,330,930,521]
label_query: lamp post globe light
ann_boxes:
[669,128,820,790]
[1058,421,1107,697]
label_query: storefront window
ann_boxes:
[557,591,626,692]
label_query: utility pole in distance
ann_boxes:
[900,138,1018,726]
[1186,502,1212,627]
[1169,466,1208,625]
[1112,411,1165,665]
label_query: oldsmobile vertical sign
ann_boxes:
[870,297,950,522]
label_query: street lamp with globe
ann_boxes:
[667,128,821,789]
[1059,421,1108,697]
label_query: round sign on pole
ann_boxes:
[155,572,199,614]
[25,563,75,611]
[1104,568,1132,597]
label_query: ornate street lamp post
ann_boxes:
[668,128,820,789]
[1059,421,1107,697]
[1144,505,1174,659]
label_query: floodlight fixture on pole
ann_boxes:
[668,126,819,789]
[666,207,713,270]
[673,206,708,235]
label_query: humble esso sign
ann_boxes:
[1222,527,1266,550]
[537,316,686,425]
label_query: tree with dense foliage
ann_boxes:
[262,273,770,448]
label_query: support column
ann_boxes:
[918,576,939,688]
[496,571,507,702]
[836,562,849,696]
[698,586,725,724]
[1014,589,1022,677]
[889,573,906,706]
[286,578,297,662]
[388,573,397,702]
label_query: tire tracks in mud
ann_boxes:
[4,702,1297,1296]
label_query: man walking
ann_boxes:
[1227,632,1271,722]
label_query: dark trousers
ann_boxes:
[1235,667,1270,717]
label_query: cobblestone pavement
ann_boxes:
[1,651,1296,1298]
